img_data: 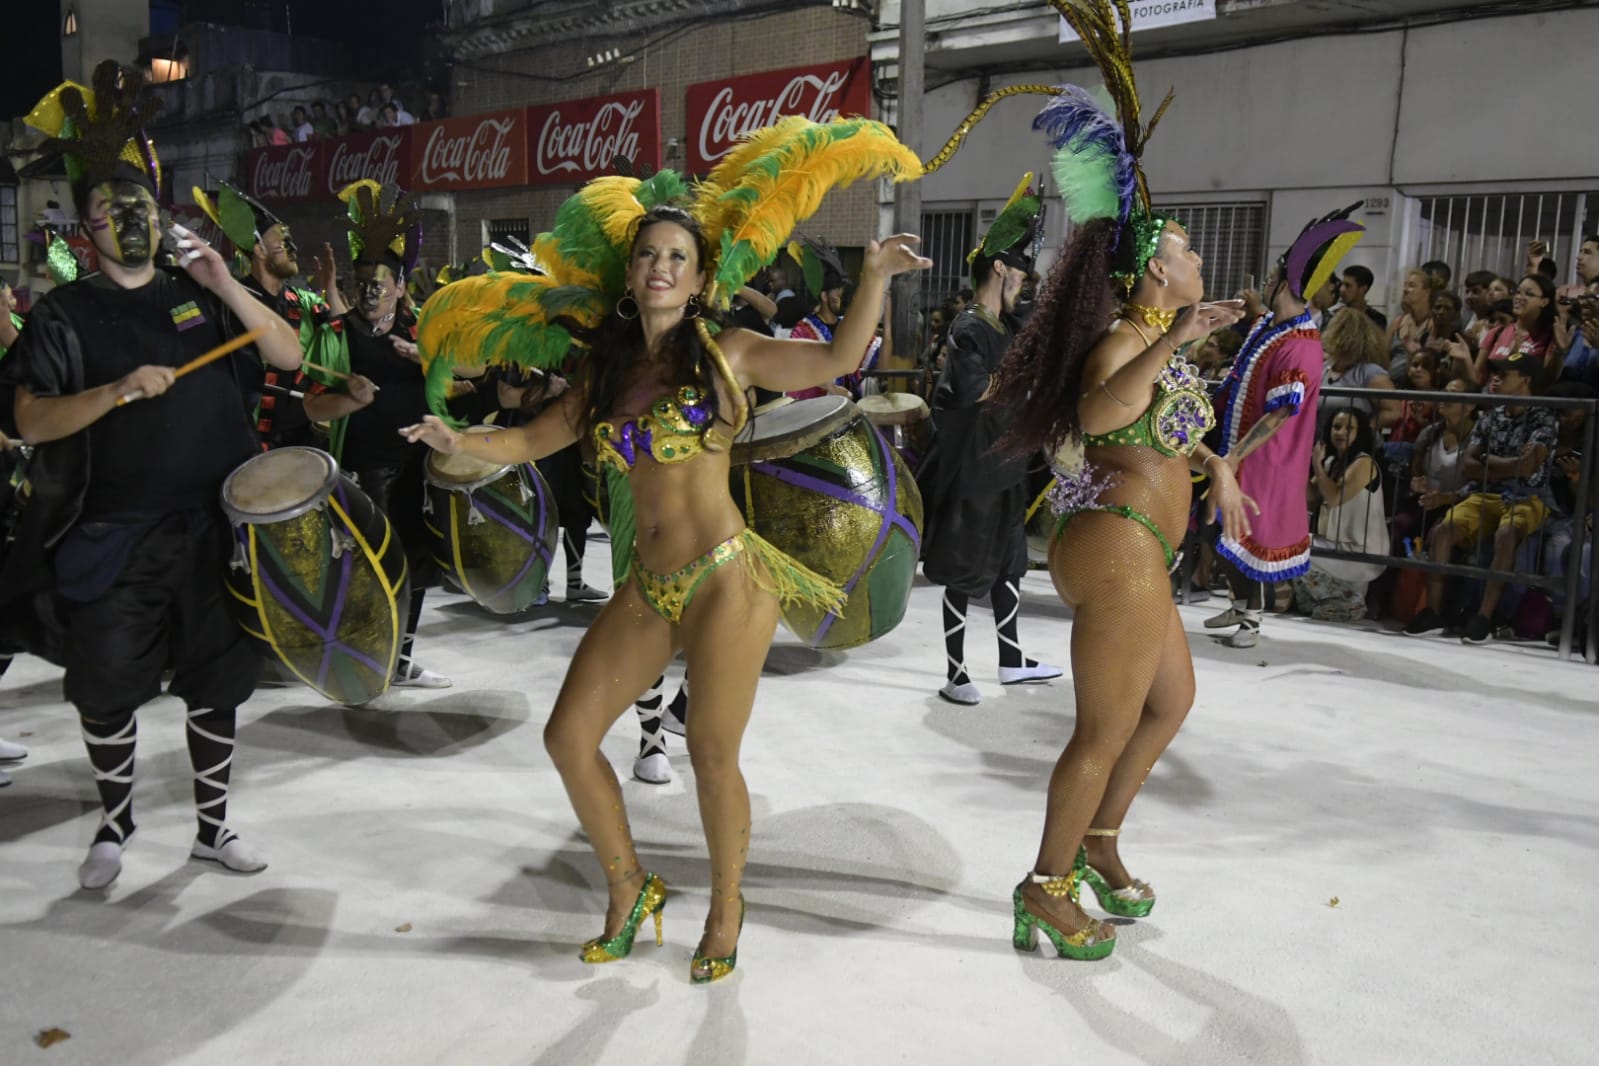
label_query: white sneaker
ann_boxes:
[566,583,610,603]
[1204,606,1246,629]
[938,680,982,705]
[78,838,129,890]
[633,751,671,784]
[0,737,27,761]
[191,833,269,873]
[1224,621,1260,649]
[393,663,453,689]
[998,662,1063,685]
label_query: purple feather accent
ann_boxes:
[1032,86,1137,224]
[1046,462,1119,516]
[1283,218,1363,297]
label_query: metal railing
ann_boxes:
[1314,384,1596,661]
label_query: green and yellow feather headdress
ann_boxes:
[416,116,920,422]
[22,60,164,204]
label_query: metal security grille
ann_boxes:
[919,207,975,314]
[1411,191,1597,284]
[484,217,531,248]
[0,185,17,265]
[1157,201,1268,297]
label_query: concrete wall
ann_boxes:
[62,0,150,82]
[912,6,1599,308]
[448,7,878,267]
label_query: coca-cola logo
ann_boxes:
[421,117,516,185]
[536,100,644,176]
[327,135,404,193]
[252,146,315,200]
[697,72,849,165]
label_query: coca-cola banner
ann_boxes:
[246,142,324,203]
[323,129,411,197]
[411,110,527,191]
[526,89,661,187]
[685,57,871,174]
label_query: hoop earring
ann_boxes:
[683,294,702,320]
[1159,277,1169,288]
[615,291,640,320]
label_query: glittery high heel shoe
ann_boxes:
[580,872,667,963]
[1011,854,1116,961]
[1079,828,1156,918]
[691,893,745,984]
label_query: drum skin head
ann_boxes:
[731,395,855,464]
[221,447,339,525]
[426,426,512,491]
[857,392,930,426]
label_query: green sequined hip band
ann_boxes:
[1055,506,1180,573]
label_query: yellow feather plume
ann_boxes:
[694,117,922,305]
[580,176,651,252]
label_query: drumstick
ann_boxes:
[116,327,268,406]
[301,360,380,392]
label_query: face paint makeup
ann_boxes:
[91,183,159,267]
[356,264,397,320]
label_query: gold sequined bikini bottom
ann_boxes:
[631,529,846,625]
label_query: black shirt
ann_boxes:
[340,309,428,469]
[1,270,258,521]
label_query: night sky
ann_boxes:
[0,0,441,120]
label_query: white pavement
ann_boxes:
[2,555,1597,1065]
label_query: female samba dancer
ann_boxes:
[986,0,1255,960]
[399,125,926,982]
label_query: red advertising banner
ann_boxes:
[246,141,324,203]
[411,109,528,190]
[684,57,872,174]
[323,128,411,198]
[526,89,661,187]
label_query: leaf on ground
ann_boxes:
[36,1028,71,1048]
[1327,897,1340,908]
[19,731,33,738]
[394,922,413,933]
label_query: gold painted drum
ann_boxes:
[221,446,410,705]
[856,391,932,471]
[730,395,924,649]
[423,425,559,614]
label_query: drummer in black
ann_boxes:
[303,181,448,688]
[0,63,305,888]
[917,179,1061,705]
[193,179,351,450]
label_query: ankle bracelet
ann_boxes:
[1028,870,1079,898]
[1085,827,1120,837]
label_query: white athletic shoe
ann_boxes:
[632,751,671,785]
[393,663,453,689]
[78,838,129,890]
[566,583,610,603]
[998,661,1064,685]
[1224,621,1260,649]
[938,680,982,705]
[191,833,269,873]
[1204,606,1247,630]
[0,737,28,761]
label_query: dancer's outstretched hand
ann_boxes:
[398,414,462,454]
[1205,459,1259,537]
[1172,300,1246,348]
[863,234,934,279]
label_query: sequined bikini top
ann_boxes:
[593,385,728,473]
[1082,353,1215,458]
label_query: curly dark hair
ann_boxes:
[988,217,1124,456]
[570,205,729,440]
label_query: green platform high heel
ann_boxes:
[1011,850,1116,961]
[580,872,667,963]
[691,893,745,984]
[1079,827,1156,919]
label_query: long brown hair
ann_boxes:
[989,217,1122,455]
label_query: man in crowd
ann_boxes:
[1339,265,1387,328]
[1555,233,1599,388]
[1405,352,1557,643]
[785,239,880,400]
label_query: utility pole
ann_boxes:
[888,0,924,372]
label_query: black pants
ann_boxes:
[62,513,258,720]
